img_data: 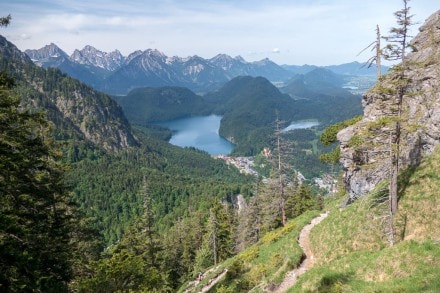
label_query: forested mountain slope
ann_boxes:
[178,10,440,293]
[207,76,299,154]
[1,32,255,291]
[113,86,209,125]
[67,131,252,244]
[114,74,362,157]
[0,35,138,154]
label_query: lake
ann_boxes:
[283,120,319,132]
[157,115,235,155]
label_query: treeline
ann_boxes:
[0,67,325,292]
[0,70,102,291]
[73,169,323,292]
[67,131,252,244]
[70,120,324,291]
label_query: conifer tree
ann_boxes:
[384,0,413,212]
[382,0,413,245]
[359,24,382,79]
[197,200,233,267]
[0,71,75,291]
[0,14,11,27]
[270,113,296,226]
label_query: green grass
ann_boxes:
[179,210,321,292]
[180,148,440,292]
[289,240,440,292]
[287,147,440,292]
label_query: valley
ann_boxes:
[1,4,439,293]
[156,115,234,156]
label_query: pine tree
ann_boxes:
[197,200,233,268]
[269,113,296,226]
[0,71,75,291]
[0,14,11,27]
[359,24,382,79]
[382,0,414,245]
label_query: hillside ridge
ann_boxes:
[0,34,139,153]
[337,10,440,201]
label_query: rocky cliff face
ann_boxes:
[71,45,125,71]
[338,10,440,202]
[1,35,138,153]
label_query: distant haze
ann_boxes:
[1,0,438,65]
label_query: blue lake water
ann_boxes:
[157,115,235,155]
[283,120,319,132]
[157,116,319,155]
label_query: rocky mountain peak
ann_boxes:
[338,10,440,202]
[125,50,143,64]
[234,55,246,63]
[25,43,293,93]
[144,48,167,60]
[165,55,182,65]
[71,45,124,71]
[253,58,271,65]
[209,54,237,70]
[1,35,139,153]
[25,43,68,61]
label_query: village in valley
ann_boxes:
[214,153,337,195]
[214,154,259,176]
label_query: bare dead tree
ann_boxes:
[358,24,382,79]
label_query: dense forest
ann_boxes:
[0,66,324,291]
[2,2,440,292]
[1,26,327,291]
[113,73,362,177]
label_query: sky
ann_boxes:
[1,0,438,66]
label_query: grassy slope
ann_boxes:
[178,210,321,293]
[179,148,440,292]
[289,147,440,292]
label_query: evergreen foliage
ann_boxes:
[319,115,363,164]
[113,86,209,125]
[66,131,252,245]
[0,14,11,27]
[0,71,74,291]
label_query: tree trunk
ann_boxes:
[376,25,381,78]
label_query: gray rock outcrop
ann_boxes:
[338,10,440,202]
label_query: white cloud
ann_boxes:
[19,33,31,40]
[2,0,439,65]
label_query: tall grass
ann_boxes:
[180,210,321,292]
[288,147,440,292]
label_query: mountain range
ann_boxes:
[25,44,386,95]
[0,35,138,155]
[114,68,363,156]
[1,33,362,158]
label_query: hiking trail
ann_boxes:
[183,268,228,293]
[270,212,329,293]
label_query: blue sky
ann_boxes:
[1,0,438,65]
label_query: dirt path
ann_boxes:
[199,269,228,293]
[183,268,228,293]
[271,212,329,293]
